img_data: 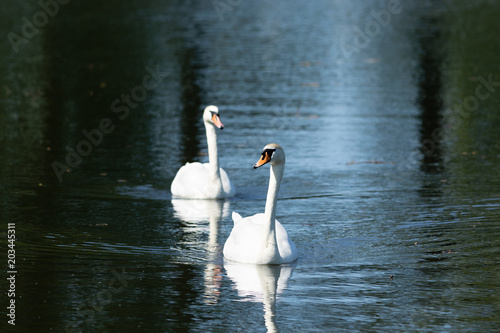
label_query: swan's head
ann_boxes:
[203,105,224,130]
[253,143,285,169]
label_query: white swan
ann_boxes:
[171,105,236,199]
[223,143,298,264]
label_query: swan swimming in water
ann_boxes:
[171,105,236,199]
[223,143,298,264]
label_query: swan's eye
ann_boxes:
[254,148,275,169]
[263,148,275,159]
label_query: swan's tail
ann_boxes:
[231,212,243,224]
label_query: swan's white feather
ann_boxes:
[232,212,243,224]
[170,105,235,199]
[223,144,297,264]
[171,162,235,199]
[224,213,297,264]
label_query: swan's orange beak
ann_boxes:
[212,114,224,129]
[253,151,272,169]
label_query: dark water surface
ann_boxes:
[1,0,500,332]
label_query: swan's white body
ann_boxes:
[171,106,235,199]
[171,163,234,199]
[223,144,297,264]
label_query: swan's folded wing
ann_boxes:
[220,167,236,197]
[275,221,298,262]
[170,162,209,198]
[223,214,266,263]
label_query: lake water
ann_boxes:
[1,0,500,332]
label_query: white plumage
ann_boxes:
[171,105,235,199]
[223,144,297,264]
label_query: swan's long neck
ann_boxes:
[263,162,284,250]
[205,122,220,180]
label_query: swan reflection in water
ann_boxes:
[172,198,296,331]
[171,198,230,305]
[224,262,295,333]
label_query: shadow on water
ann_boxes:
[15,2,154,329]
[415,14,444,174]
[39,1,155,186]
[0,1,215,330]
[178,45,205,164]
